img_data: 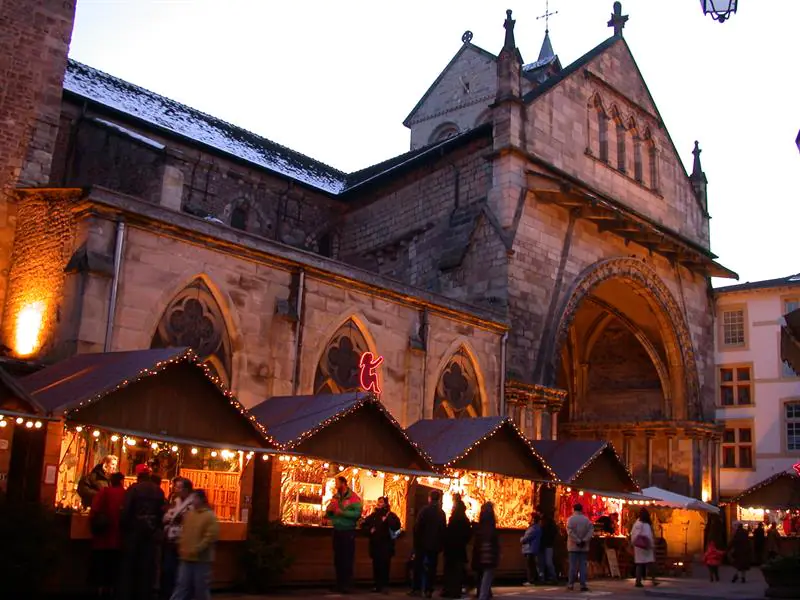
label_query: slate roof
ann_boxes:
[64,60,348,194]
[715,273,800,294]
[728,469,800,507]
[530,439,609,483]
[0,367,45,415]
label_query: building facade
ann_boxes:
[714,276,800,499]
[0,2,737,501]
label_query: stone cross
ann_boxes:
[536,0,559,33]
[607,1,629,37]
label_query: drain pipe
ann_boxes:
[104,220,126,351]
[499,331,508,416]
[291,269,306,395]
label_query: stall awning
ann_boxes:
[405,417,555,482]
[780,308,800,373]
[530,439,639,493]
[0,366,45,416]
[728,469,800,510]
[249,392,435,474]
[641,486,720,514]
[18,347,272,450]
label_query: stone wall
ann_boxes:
[49,100,344,253]
[525,39,710,248]
[339,133,494,300]
[0,0,76,324]
[406,45,497,150]
[28,189,504,423]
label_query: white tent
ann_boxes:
[641,486,720,514]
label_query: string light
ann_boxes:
[210,451,218,458]
[76,425,83,433]
[171,445,179,453]
[0,419,6,428]
[126,437,136,446]
[323,463,329,469]
[25,421,33,429]
[15,417,23,425]
[34,421,43,429]
[151,442,159,450]
[111,434,119,442]
[262,454,269,461]
[92,429,100,437]
[191,448,198,455]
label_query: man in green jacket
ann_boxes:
[172,489,219,600]
[326,476,363,593]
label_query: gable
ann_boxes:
[404,44,497,127]
[571,448,639,492]
[452,426,550,481]
[584,39,658,117]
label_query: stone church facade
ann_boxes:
[0,2,736,500]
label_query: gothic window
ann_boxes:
[433,348,483,419]
[314,319,370,394]
[645,130,658,190]
[151,278,232,386]
[612,108,626,172]
[597,110,609,163]
[429,122,460,145]
[230,205,248,231]
[633,136,643,183]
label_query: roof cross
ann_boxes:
[536,0,559,33]
[607,1,629,37]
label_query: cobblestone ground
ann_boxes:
[217,564,766,600]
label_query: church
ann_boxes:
[0,1,735,506]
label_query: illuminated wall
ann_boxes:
[2,192,76,357]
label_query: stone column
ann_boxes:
[710,432,720,504]
[531,401,547,440]
[623,431,636,469]
[550,411,559,440]
[665,429,676,481]
[691,432,702,499]
[645,430,656,487]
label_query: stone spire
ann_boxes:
[689,141,708,210]
[607,1,629,37]
[538,30,555,61]
[503,9,516,53]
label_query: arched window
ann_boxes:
[230,205,248,231]
[429,122,460,145]
[433,348,482,419]
[633,136,643,183]
[151,278,232,386]
[597,110,609,163]
[611,107,625,172]
[644,130,658,190]
[314,319,370,394]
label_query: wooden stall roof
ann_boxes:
[728,470,800,509]
[249,392,435,473]
[405,417,555,482]
[18,347,272,449]
[781,308,800,374]
[531,439,640,493]
[0,366,45,416]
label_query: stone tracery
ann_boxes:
[314,319,370,394]
[433,347,483,419]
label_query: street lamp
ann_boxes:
[701,0,737,23]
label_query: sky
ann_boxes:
[67,1,799,287]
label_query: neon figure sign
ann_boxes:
[793,462,800,477]
[359,352,384,394]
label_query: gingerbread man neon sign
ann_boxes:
[793,462,800,477]
[359,352,384,394]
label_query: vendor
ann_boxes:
[594,512,619,536]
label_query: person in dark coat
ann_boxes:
[752,522,765,565]
[78,455,118,509]
[362,496,402,593]
[472,502,499,600]
[442,494,471,598]
[118,466,166,600]
[411,490,447,598]
[90,472,125,600]
[730,522,752,583]
[538,515,557,583]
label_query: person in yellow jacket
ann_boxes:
[170,489,219,600]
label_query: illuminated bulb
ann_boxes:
[0,420,6,428]
[171,445,178,452]
[352,468,359,474]
[592,495,597,500]
[393,475,400,481]
[93,430,100,437]
[110,435,119,442]
[565,487,571,493]
[404,476,410,481]
[379,472,385,479]
[323,463,330,469]
[127,438,136,446]
[578,491,584,496]
[151,442,158,450]
[338,466,344,472]
[76,426,83,433]
[26,421,33,429]
[765,509,770,514]
[16,417,24,425]
[210,451,218,458]
[191,448,198,455]
[34,421,42,429]
[262,454,269,461]
[307,459,313,465]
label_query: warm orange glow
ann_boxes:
[14,301,46,357]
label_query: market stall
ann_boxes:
[531,440,650,578]
[17,347,274,593]
[727,468,800,558]
[249,391,437,584]
[405,417,556,577]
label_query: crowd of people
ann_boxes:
[80,454,220,600]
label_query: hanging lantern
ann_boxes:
[700,0,737,23]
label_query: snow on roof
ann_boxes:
[91,117,166,150]
[64,60,347,194]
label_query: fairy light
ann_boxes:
[15,418,23,425]
[171,445,178,453]
[76,425,83,433]
[0,419,6,428]
[110,434,119,442]
[25,421,33,429]
[339,466,344,472]
[323,463,330,469]
[34,421,43,429]
[151,442,158,450]
[126,437,136,446]
[262,454,269,461]
[210,451,218,458]
[191,448,198,455]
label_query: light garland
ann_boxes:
[0,415,44,429]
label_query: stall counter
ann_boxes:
[68,512,247,541]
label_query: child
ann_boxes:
[520,513,542,585]
[704,541,724,582]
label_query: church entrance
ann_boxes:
[546,258,716,498]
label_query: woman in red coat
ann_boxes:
[90,472,126,599]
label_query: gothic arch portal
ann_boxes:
[313,316,377,395]
[543,257,700,420]
[150,277,233,387]
[431,343,486,419]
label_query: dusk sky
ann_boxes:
[67,1,799,287]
